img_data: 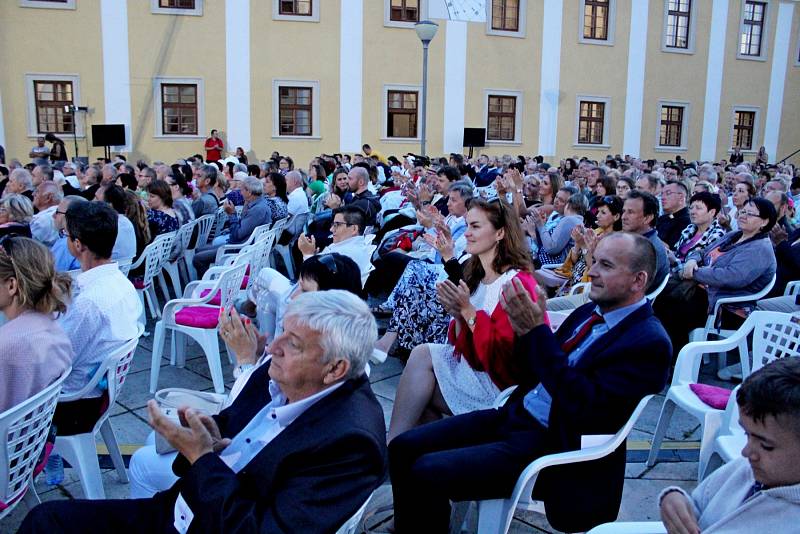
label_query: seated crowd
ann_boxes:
[0,144,799,533]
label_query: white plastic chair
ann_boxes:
[701,385,744,480]
[335,490,374,534]
[116,257,133,277]
[646,271,670,302]
[587,521,667,533]
[689,274,776,370]
[53,328,143,499]
[213,223,272,265]
[0,368,70,519]
[210,207,228,241]
[470,395,653,534]
[150,262,248,394]
[786,280,800,297]
[129,232,177,322]
[270,212,309,281]
[647,311,800,478]
[184,214,215,282]
[158,220,198,300]
[568,281,591,295]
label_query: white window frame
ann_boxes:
[573,95,611,149]
[273,0,320,23]
[272,79,320,139]
[25,73,84,138]
[661,0,697,54]
[153,77,205,139]
[384,0,428,29]
[729,105,761,154]
[19,0,76,9]
[485,0,527,39]
[483,90,523,145]
[654,100,690,152]
[736,0,771,62]
[382,84,421,142]
[578,0,617,46]
[150,0,203,16]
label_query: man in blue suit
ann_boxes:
[390,232,672,533]
[21,291,387,534]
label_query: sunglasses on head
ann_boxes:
[317,254,338,277]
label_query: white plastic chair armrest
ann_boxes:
[785,280,800,297]
[492,386,518,408]
[672,314,755,384]
[587,521,667,534]
[58,355,120,403]
[711,275,777,317]
[540,262,564,270]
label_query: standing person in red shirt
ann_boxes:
[204,129,224,162]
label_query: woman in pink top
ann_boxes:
[0,236,72,413]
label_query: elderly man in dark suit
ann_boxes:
[389,232,672,533]
[21,290,387,534]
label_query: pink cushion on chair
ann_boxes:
[132,279,146,289]
[690,383,732,409]
[199,289,222,306]
[241,275,249,289]
[175,306,220,328]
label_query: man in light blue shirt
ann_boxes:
[50,195,85,271]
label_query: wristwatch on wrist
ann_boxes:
[466,315,477,328]
[516,188,523,194]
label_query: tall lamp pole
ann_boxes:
[415,20,438,157]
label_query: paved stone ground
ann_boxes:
[3,313,733,533]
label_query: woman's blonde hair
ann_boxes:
[0,236,71,315]
[0,194,34,224]
[124,190,151,244]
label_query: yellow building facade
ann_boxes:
[1,0,798,166]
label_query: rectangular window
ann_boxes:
[279,0,311,16]
[33,80,74,134]
[487,95,517,141]
[390,0,419,22]
[740,1,766,57]
[387,90,418,138]
[161,83,198,135]
[159,0,194,8]
[665,0,691,49]
[733,110,756,150]
[583,0,609,40]
[578,101,606,145]
[659,105,684,147]
[491,0,519,32]
[279,86,313,136]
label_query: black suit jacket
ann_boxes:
[157,364,388,533]
[509,301,671,532]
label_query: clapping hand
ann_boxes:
[507,168,523,189]
[495,175,511,195]
[521,215,538,238]
[571,225,587,249]
[437,279,472,319]
[218,307,267,365]
[500,280,547,336]
[770,224,788,246]
[423,220,455,261]
[583,228,599,255]
[297,233,317,257]
[147,400,231,465]
[416,205,441,229]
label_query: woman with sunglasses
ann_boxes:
[387,198,545,442]
[654,197,777,357]
[0,236,72,412]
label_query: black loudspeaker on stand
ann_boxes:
[462,128,486,158]
[91,124,126,160]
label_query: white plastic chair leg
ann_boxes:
[175,331,186,368]
[137,290,147,327]
[185,251,197,282]
[55,433,106,499]
[99,419,128,483]
[157,272,171,303]
[150,321,166,393]
[476,499,513,534]
[165,263,183,302]
[647,398,676,467]
[23,480,41,508]
[197,329,225,394]
[697,413,723,480]
[147,285,161,318]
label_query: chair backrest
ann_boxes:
[270,216,289,235]
[216,262,249,311]
[746,311,800,377]
[211,207,227,240]
[569,282,591,296]
[786,280,800,297]
[0,368,70,517]
[141,233,176,286]
[173,219,198,257]
[116,257,134,277]
[285,212,310,243]
[191,214,216,251]
[246,231,278,290]
[646,272,669,302]
[246,223,272,247]
[718,385,743,441]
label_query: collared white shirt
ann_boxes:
[286,187,310,216]
[173,378,344,534]
[30,205,59,247]
[58,263,142,396]
[309,235,375,286]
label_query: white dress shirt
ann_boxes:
[112,214,137,260]
[286,187,310,216]
[58,263,142,396]
[172,378,344,534]
[30,205,59,246]
[305,235,375,286]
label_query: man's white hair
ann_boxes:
[284,290,376,380]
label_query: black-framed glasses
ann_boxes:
[330,221,352,229]
[55,210,68,216]
[317,254,338,277]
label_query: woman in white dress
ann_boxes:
[387,198,546,442]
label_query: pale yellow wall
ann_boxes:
[126,1,228,164]
[715,0,776,160]
[361,1,446,159]
[465,1,543,158]
[639,0,712,162]
[0,0,104,162]
[250,1,341,167]
[777,7,800,165]
[555,0,632,160]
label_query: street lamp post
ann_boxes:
[415,20,439,157]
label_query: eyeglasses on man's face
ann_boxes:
[330,221,352,229]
